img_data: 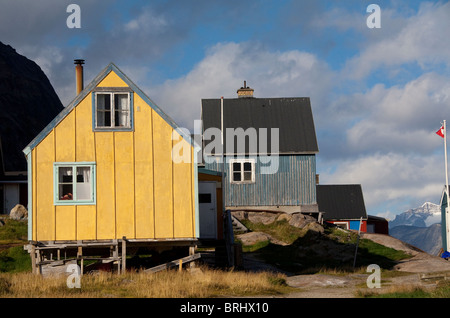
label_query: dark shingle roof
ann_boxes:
[317,184,367,220]
[201,97,318,155]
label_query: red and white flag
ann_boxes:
[437,125,445,138]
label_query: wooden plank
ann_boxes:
[144,254,201,273]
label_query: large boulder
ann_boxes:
[9,204,28,220]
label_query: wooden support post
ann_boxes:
[121,236,126,274]
[77,246,83,276]
[189,245,196,268]
[30,245,37,274]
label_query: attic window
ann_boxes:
[93,90,133,130]
[230,158,255,184]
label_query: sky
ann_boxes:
[1,0,450,221]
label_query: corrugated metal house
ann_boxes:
[201,83,319,214]
[316,184,368,231]
[23,62,201,273]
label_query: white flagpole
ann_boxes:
[444,120,450,251]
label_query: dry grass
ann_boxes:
[0,266,293,298]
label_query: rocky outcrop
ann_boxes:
[0,41,63,175]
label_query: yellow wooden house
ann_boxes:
[23,62,201,272]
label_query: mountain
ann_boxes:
[389,202,441,228]
[389,202,442,255]
[0,41,63,175]
[390,224,442,255]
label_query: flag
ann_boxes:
[437,125,445,138]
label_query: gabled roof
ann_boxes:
[201,97,318,155]
[317,184,368,220]
[23,63,198,155]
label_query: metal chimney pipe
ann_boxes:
[74,59,85,95]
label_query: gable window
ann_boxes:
[54,163,96,205]
[230,158,255,184]
[93,89,133,131]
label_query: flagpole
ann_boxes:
[444,120,450,252]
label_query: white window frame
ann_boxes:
[94,91,132,130]
[229,158,255,184]
[54,162,96,206]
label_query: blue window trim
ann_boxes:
[92,89,134,132]
[54,162,96,206]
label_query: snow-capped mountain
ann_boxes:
[389,202,441,228]
[389,202,442,255]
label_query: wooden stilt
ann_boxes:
[30,245,37,274]
[121,237,126,274]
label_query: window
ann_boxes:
[54,163,96,205]
[94,91,132,130]
[230,159,255,183]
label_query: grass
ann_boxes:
[0,219,31,273]
[0,219,27,243]
[240,219,305,244]
[237,219,412,274]
[358,280,450,298]
[0,266,294,298]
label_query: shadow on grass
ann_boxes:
[244,228,411,275]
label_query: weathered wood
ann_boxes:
[122,236,127,274]
[144,254,201,273]
[30,245,37,274]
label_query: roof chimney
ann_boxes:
[237,80,254,98]
[74,59,85,95]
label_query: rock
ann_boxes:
[237,232,271,246]
[286,213,316,229]
[9,204,28,220]
[232,211,280,225]
[304,221,324,234]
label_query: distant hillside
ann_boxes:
[0,41,63,174]
[390,224,442,256]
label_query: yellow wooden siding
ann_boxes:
[153,112,174,238]
[95,132,116,239]
[32,70,196,242]
[134,94,155,239]
[75,96,97,240]
[35,130,55,241]
[173,131,194,238]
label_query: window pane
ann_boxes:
[243,162,252,171]
[59,184,73,200]
[233,172,241,182]
[76,167,91,200]
[243,172,252,181]
[114,94,128,111]
[232,162,241,172]
[97,94,112,127]
[59,167,72,183]
[97,94,111,110]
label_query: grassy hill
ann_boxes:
[0,217,30,273]
[235,217,412,274]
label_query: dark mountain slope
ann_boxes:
[0,41,63,175]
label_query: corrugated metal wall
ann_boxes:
[205,155,316,207]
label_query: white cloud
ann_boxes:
[320,152,444,211]
[343,2,450,79]
[150,42,334,130]
[345,72,450,155]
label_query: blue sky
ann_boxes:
[1,0,450,220]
